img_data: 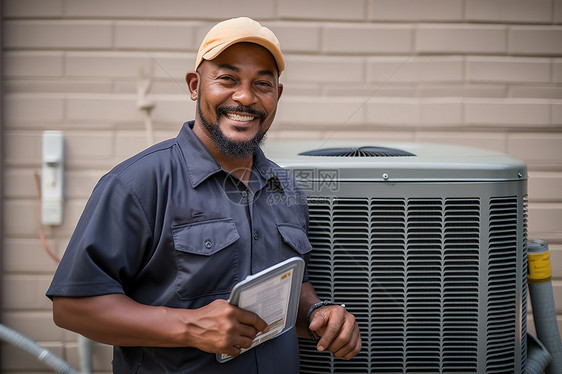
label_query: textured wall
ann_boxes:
[1,0,561,372]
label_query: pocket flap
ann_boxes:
[172,218,240,256]
[277,224,312,255]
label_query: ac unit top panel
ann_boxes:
[263,141,527,182]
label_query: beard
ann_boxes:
[197,96,268,159]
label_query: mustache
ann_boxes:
[217,106,266,121]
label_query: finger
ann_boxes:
[323,318,354,354]
[233,335,255,350]
[223,344,242,358]
[238,309,268,332]
[314,309,345,352]
[343,333,362,360]
[333,325,362,360]
[308,309,327,332]
[237,323,260,340]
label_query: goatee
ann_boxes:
[197,98,267,159]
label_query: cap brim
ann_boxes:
[202,36,285,74]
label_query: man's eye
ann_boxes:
[256,81,273,88]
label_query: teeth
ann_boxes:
[226,112,254,122]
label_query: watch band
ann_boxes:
[306,300,345,342]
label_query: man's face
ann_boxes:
[193,43,283,159]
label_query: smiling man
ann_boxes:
[46,17,361,373]
[188,41,281,182]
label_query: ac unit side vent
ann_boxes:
[486,197,519,374]
[298,146,416,157]
[301,197,483,373]
[521,195,529,373]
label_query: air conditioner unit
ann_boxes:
[264,142,528,374]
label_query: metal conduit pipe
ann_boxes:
[0,324,79,374]
[527,333,552,374]
[528,239,562,374]
[78,334,93,374]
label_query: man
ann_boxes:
[47,17,361,373]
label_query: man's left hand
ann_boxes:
[308,305,362,360]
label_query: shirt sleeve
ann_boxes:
[46,174,153,299]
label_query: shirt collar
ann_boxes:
[176,121,285,193]
[176,121,222,188]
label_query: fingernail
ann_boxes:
[317,345,324,352]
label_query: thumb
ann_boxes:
[308,309,327,332]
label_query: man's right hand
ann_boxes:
[185,299,269,357]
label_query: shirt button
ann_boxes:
[204,240,212,248]
[253,232,259,240]
[241,190,248,198]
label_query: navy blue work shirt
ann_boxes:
[46,121,312,373]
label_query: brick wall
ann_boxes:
[1,0,561,372]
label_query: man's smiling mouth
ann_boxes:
[219,106,265,123]
[226,112,255,122]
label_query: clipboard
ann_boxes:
[216,256,305,363]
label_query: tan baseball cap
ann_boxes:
[195,17,285,75]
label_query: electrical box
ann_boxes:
[41,130,65,225]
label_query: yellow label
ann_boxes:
[528,251,552,283]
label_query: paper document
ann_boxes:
[238,267,293,350]
[217,257,304,363]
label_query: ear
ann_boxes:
[277,83,284,101]
[185,71,200,101]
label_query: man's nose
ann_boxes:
[231,82,258,106]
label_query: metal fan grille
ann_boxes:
[299,146,416,157]
[299,196,525,374]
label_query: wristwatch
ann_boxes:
[306,300,345,342]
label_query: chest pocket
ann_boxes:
[172,218,240,300]
[276,223,312,256]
